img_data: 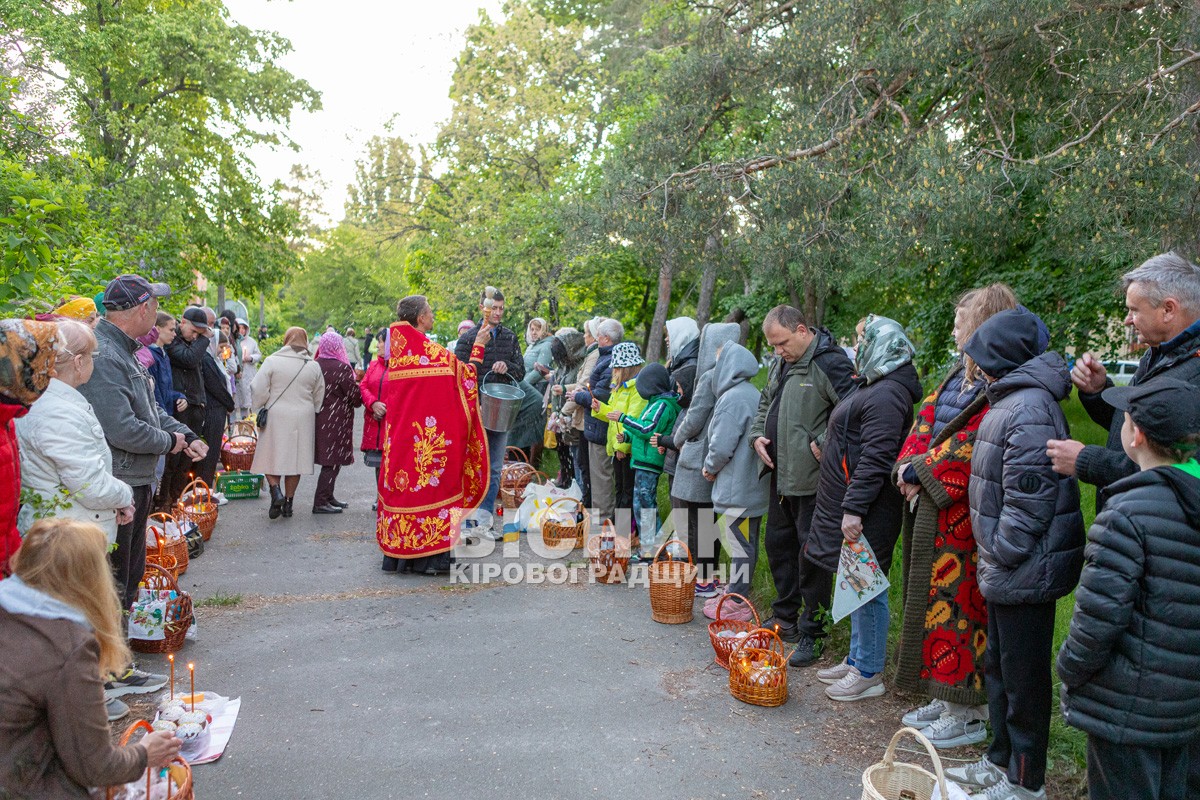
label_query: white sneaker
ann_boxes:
[816,658,854,685]
[824,666,885,701]
[923,712,989,748]
[945,756,1006,790]
[902,697,947,729]
[970,776,1045,800]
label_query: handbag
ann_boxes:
[256,361,305,430]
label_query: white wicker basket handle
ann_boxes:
[882,726,948,799]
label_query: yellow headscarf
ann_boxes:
[53,297,98,321]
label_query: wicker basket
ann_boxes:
[707,592,762,669]
[220,421,257,472]
[177,477,217,541]
[499,464,544,509]
[540,496,589,549]
[130,563,193,655]
[647,538,698,624]
[106,720,194,800]
[586,520,630,584]
[504,445,529,464]
[147,512,189,577]
[145,526,180,580]
[862,727,948,800]
[728,626,789,707]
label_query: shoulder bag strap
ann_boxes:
[267,360,306,412]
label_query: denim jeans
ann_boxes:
[632,468,660,544]
[849,591,889,676]
[478,428,508,523]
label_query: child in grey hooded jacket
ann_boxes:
[702,343,769,617]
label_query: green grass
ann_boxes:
[196,591,243,608]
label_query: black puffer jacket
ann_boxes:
[454,322,525,382]
[573,345,614,446]
[166,333,208,407]
[806,362,923,574]
[1076,323,1200,509]
[968,352,1085,604]
[1056,464,1200,746]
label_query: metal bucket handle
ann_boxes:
[481,370,516,387]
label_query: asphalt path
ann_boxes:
[141,442,899,799]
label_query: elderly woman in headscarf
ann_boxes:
[250,327,326,520]
[523,317,554,392]
[313,330,362,514]
[0,318,58,576]
[806,315,924,702]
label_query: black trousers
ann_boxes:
[672,496,719,580]
[765,486,831,638]
[573,441,591,508]
[110,484,153,610]
[315,464,341,506]
[1087,735,1190,800]
[985,600,1056,791]
[196,404,227,486]
[160,405,206,507]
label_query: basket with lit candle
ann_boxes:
[176,477,217,541]
[728,626,789,707]
[220,420,257,472]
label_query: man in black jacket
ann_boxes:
[158,306,210,509]
[454,287,525,536]
[195,309,235,486]
[1057,378,1200,800]
[1048,252,1200,510]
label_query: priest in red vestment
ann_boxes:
[377,295,492,575]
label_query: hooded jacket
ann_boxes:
[79,319,196,489]
[165,331,208,407]
[807,362,923,573]
[0,577,147,797]
[1057,463,1200,747]
[593,375,646,457]
[704,344,770,517]
[574,344,614,445]
[1076,321,1200,508]
[664,323,742,504]
[619,363,681,473]
[967,350,1085,604]
[751,328,856,497]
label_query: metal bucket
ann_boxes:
[479,371,523,432]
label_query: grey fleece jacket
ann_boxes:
[705,344,770,517]
[79,319,196,488]
[666,322,742,504]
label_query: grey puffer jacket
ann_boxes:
[704,344,769,517]
[79,320,197,488]
[664,323,742,504]
[968,352,1085,604]
[1057,463,1200,747]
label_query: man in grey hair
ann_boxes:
[1048,252,1200,508]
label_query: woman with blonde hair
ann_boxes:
[16,320,135,543]
[0,519,180,796]
[251,327,326,519]
[885,283,1021,746]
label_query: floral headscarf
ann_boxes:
[0,319,59,406]
[317,330,350,365]
[855,315,915,385]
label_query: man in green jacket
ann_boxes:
[751,305,855,666]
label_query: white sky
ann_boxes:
[222,0,504,224]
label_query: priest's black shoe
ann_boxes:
[312,503,343,514]
[330,498,349,508]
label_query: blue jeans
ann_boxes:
[632,468,660,543]
[478,428,507,522]
[849,591,889,676]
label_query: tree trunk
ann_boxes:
[646,242,675,363]
[803,282,818,325]
[217,284,226,313]
[696,231,719,327]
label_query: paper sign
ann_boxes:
[831,537,890,623]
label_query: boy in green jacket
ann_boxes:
[617,363,680,559]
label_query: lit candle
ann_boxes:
[188,663,195,711]
[168,654,175,701]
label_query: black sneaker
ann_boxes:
[104,666,168,697]
[788,635,822,667]
[762,615,802,643]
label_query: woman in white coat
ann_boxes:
[234,319,261,420]
[15,320,134,543]
[251,327,325,520]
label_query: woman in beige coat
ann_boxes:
[251,327,325,519]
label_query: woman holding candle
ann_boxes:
[0,518,180,797]
[235,319,261,421]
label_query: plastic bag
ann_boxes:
[516,479,582,532]
[932,779,974,800]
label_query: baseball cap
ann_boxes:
[101,274,171,311]
[181,307,211,331]
[1102,377,1200,446]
